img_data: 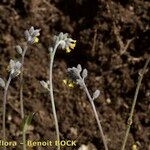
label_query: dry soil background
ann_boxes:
[0,0,150,150]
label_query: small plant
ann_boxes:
[64,64,108,150]
[16,26,40,119]
[40,32,76,150]
[0,59,21,150]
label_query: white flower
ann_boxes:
[8,59,22,77]
[24,26,40,44]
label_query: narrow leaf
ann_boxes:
[21,113,36,132]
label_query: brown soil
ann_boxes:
[0,0,149,150]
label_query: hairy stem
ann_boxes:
[49,42,61,150]
[2,74,12,150]
[82,79,108,150]
[20,47,27,119]
[22,131,26,150]
[121,57,150,150]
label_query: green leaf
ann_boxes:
[20,112,36,132]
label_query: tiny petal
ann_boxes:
[68,83,75,88]
[29,26,34,34]
[82,69,88,79]
[66,47,71,53]
[69,43,76,49]
[24,30,30,40]
[0,78,5,88]
[34,37,39,43]
[63,79,75,88]
[33,29,40,37]
[63,79,67,85]
[15,61,22,69]
[93,90,100,99]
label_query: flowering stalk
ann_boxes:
[19,46,27,119]
[66,64,108,150]
[17,26,40,119]
[81,81,108,150]
[2,74,11,150]
[121,56,150,150]
[0,59,21,150]
[40,32,76,150]
[49,42,61,150]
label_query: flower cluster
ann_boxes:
[7,59,22,78]
[66,64,87,87]
[65,64,100,100]
[53,32,76,53]
[24,26,40,44]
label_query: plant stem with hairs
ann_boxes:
[22,130,26,150]
[79,77,108,150]
[49,42,61,150]
[1,59,22,150]
[67,65,108,150]
[19,26,40,118]
[20,46,27,119]
[40,33,76,150]
[2,74,12,150]
[121,56,150,150]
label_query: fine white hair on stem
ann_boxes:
[0,59,21,150]
[18,27,40,121]
[16,27,40,150]
[40,32,76,150]
[66,64,108,150]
